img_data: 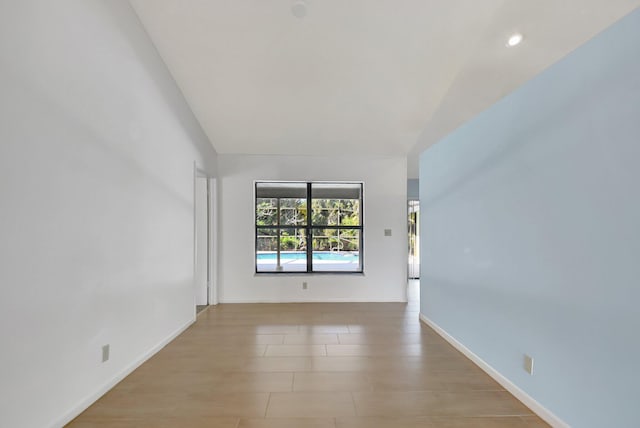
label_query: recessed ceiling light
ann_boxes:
[507,33,524,47]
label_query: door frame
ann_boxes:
[194,163,217,308]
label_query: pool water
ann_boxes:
[257,251,359,262]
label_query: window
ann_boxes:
[255,181,363,273]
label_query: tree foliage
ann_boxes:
[256,197,360,252]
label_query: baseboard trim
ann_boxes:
[219,297,407,303]
[419,313,568,428]
[53,316,195,428]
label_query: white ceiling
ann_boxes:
[130,0,640,178]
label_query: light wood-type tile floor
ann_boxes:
[68,282,548,428]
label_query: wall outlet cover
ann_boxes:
[102,344,110,363]
[524,354,534,375]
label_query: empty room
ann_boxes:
[1,1,639,427]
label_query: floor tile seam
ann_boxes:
[468,411,535,417]
[350,391,358,417]
[340,410,533,419]
[519,414,547,426]
[263,392,272,418]
[354,388,520,395]
[442,387,507,392]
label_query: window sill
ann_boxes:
[254,271,365,277]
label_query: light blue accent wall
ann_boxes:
[419,9,640,428]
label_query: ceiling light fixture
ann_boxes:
[507,33,524,47]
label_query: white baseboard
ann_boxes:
[419,313,568,428]
[219,297,407,303]
[53,316,196,428]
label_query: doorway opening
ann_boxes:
[408,199,420,279]
[194,167,217,314]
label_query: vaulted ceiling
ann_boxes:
[130,1,640,178]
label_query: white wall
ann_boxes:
[419,9,640,428]
[218,155,407,303]
[0,1,217,427]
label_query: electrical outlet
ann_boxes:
[524,354,534,375]
[102,344,110,363]
[302,282,308,290]
[384,229,392,236]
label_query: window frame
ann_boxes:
[255,181,364,274]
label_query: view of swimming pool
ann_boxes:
[256,251,358,262]
[256,251,360,272]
